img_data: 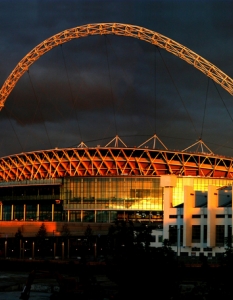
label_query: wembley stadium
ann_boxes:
[0,23,233,258]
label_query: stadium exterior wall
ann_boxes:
[0,147,233,258]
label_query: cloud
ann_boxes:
[0,0,233,157]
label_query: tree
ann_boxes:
[224,235,233,265]
[35,223,47,257]
[106,225,176,299]
[36,223,47,238]
[61,223,71,237]
[15,228,23,258]
[84,225,93,249]
[160,239,175,259]
[15,228,23,239]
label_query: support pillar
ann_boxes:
[4,240,7,258]
[208,186,218,248]
[67,239,70,259]
[22,242,25,259]
[183,186,194,247]
[52,204,54,222]
[23,204,26,221]
[11,204,14,220]
[61,242,64,260]
[32,241,35,259]
[37,204,40,221]
[54,241,56,259]
[0,203,2,220]
[160,175,177,241]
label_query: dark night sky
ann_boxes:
[1,0,233,157]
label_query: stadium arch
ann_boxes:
[0,22,233,111]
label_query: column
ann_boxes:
[183,186,194,247]
[61,242,64,260]
[200,207,205,249]
[52,204,54,222]
[37,204,40,221]
[32,241,35,259]
[53,240,56,259]
[0,203,2,220]
[67,238,70,259]
[224,207,229,239]
[207,186,218,248]
[19,239,22,259]
[23,204,26,221]
[177,207,181,256]
[4,240,7,258]
[160,175,177,241]
[11,204,14,220]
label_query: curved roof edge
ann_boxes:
[0,147,233,182]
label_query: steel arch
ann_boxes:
[0,22,233,110]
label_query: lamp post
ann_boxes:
[177,227,180,258]
[53,230,56,259]
[4,240,7,259]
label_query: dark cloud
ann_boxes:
[0,0,233,157]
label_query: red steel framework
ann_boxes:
[0,147,233,182]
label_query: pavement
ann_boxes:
[0,291,51,299]
[0,271,56,299]
[0,270,117,299]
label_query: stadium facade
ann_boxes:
[0,145,233,258]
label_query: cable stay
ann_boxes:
[27,71,52,149]
[157,47,198,136]
[182,138,213,154]
[105,36,118,136]
[77,141,88,148]
[105,135,127,148]
[138,134,168,150]
[200,78,209,140]
[60,45,82,142]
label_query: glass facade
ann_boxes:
[62,177,163,223]
[0,184,61,221]
[62,177,162,209]
[173,177,233,206]
[1,175,233,223]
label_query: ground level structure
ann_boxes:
[0,146,233,258]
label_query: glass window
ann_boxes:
[192,225,200,243]
[39,203,52,221]
[96,211,109,223]
[158,235,163,243]
[110,211,117,222]
[216,215,225,218]
[14,204,24,221]
[83,210,95,222]
[69,211,81,222]
[61,176,163,213]
[26,204,37,220]
[173,177,233,207]
[2,204,11,221]
[216,225,224,246]
[169,225,177,245]
[54,203,63,221]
